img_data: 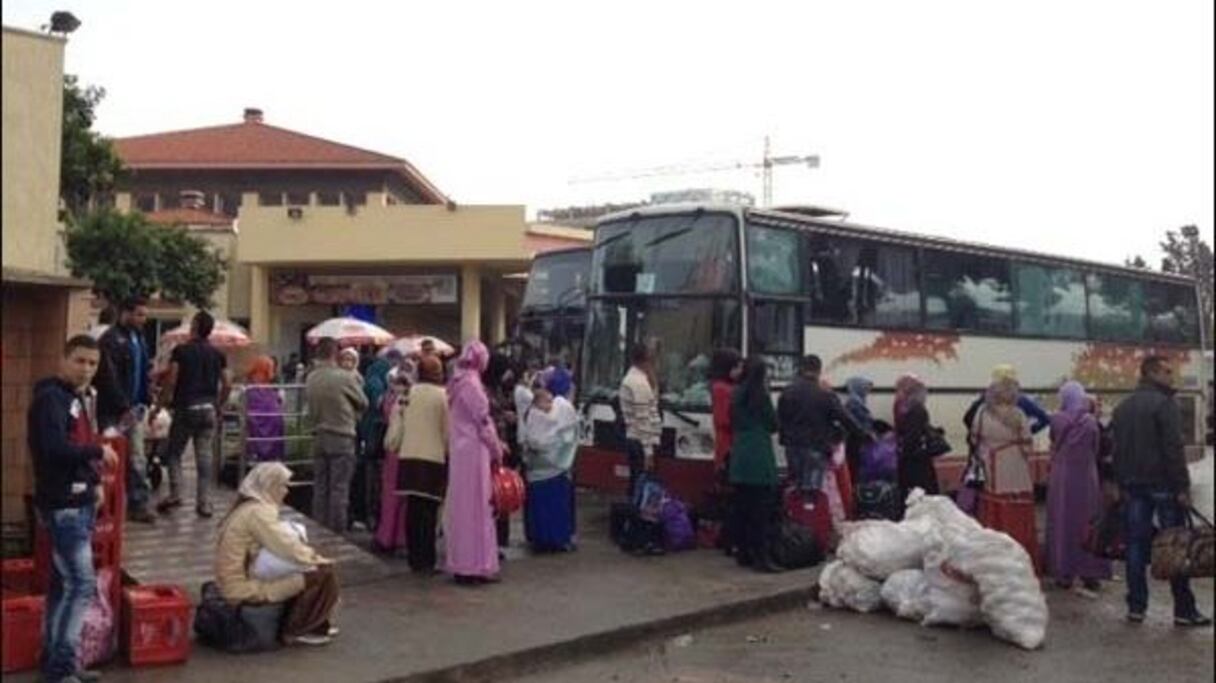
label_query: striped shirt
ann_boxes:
[619,367,661,448]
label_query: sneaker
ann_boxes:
[155,497,183,514]
[327,625,340,637]
[1127,611,1146,624]
[290,634,332,646]
[196,502,213,518]
[128,508,157,524]
[1174,613,1213,628]
[1073,586,1099,600]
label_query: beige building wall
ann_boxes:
[2,27,66,278]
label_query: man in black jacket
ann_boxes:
[93,298,155,523]
[29,335,119,683]
[778,355,871,506]
[1111,355,1210,627]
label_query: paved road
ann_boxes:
[529,577,1215,683]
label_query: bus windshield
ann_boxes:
[582,298,742,410]
[592,212,739,295]
[521,249,590,312]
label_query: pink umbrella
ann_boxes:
[306,317,395,346]
[159,319,251,348]
[379,334,455,358]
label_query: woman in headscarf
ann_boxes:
[729,357,780,573]
[843,376,875,476]
[389,356,449,573]
[444,341,508,585]
[709,348,743,556]
[521,387,580,552]
[338,348,361,376]
[351,350,397,532]
[894,374,939,503]
[484,353,522,550]
[372,365,412,556]
[972,373,1038,565]
[1046,381,1110,596]
[215,463,340,646]
[245,356,285,462]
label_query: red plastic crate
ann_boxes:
[2,594,44,673]
[0,558,36,596]
[122,585,192,666]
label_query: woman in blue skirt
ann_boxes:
[521,388,579,552]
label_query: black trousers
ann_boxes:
[406,496,440,572]
[732,484,776,565]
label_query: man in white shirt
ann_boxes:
[618,343,662,496]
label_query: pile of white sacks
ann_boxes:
[817,488,1048,650]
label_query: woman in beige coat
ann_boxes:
[215,462,340,646]
[972,374,1039,567]
[387,356,449,574]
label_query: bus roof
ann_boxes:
[594,203,1195,286]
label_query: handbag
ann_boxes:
[922,427,952,459]
[633,472,666,523]
[1083,501,1127,560]
[1151,506,1215,580]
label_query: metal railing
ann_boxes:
[218,383,315,487]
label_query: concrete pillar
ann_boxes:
[461,264,482,343]
[490,278,507,344]
[250,265,270,345]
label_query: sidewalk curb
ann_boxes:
[385,582,820,683]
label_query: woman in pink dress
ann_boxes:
[443,341,507,585]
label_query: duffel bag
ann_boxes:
[768,519,823,570]
[1151,507,1215,580]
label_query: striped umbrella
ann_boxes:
[159,319,252,348]
[379,334,455,358]
[305,317,395,346]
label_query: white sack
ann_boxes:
[903,488,981,544]
[881,569,930,621]
[920,547,983,627]
[251,520,311,581]
[818,560,884,613]
[948,526,1049,650]
[836,518,936,580]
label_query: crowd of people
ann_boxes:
[25,313,1209,678]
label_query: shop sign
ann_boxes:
[272,274,458,305]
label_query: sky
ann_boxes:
[4,0,1213,268]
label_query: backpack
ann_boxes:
[660,497,695,551]
[855,480,902,521]
[859,436,898,483]
[767,520,823,570]
[610,502,665,554]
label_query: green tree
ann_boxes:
[1124,255,1150,269]
[1160,225,1215,340]
[60,75,125,217]
[154,226,228,308]
[64,210,226,309]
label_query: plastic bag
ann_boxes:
[251,520,311,581]
[881,569,930,621]
[948,526,1048,650]
[77,568,115,669]
[818,560,883,613]
[921,547,983,628]
[836,518,936,580]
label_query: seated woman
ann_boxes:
[520,388,579,553]
[216,462,340,646]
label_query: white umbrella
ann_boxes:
[159,319,252,348]
[379,334,455,358]
[306,317,394,346]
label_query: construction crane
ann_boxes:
[569,136,819,206]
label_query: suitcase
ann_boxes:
[783,487,834,552]
[855,480,902,521]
